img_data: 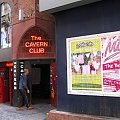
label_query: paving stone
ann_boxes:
[0,103,54,120]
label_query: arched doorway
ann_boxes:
[16,26,56,106]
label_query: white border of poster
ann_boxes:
[66,31,120,97]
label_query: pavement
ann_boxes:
[0,102,54,120]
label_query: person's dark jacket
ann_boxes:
[19,74,28,90]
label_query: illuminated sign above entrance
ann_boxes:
[25,35,49,54]
[17,26,55,59]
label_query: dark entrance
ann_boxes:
[31,64,50,104]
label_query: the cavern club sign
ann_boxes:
[25,35,48,54]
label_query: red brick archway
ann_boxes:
[17,26,55,59]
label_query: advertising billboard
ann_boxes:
[66,31,120,97]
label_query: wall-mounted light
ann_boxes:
[19,9,25,21]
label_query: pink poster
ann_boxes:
[102,35,120,92]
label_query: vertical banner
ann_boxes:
[13,61,17,90]
[67,31,120,97]
[19,61,24,76]
[13,61,24,90]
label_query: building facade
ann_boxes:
[40,0,120,118]
[0,0,56,107]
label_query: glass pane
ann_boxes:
[1,3,12,48]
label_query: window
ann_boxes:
[1,2,12,48]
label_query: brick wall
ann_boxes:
[12,0,35,25]
[1,0,55,60]
[1,0,35,25]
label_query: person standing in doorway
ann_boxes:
[16,68,32,110]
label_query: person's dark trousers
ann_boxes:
[19,89,29,108]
